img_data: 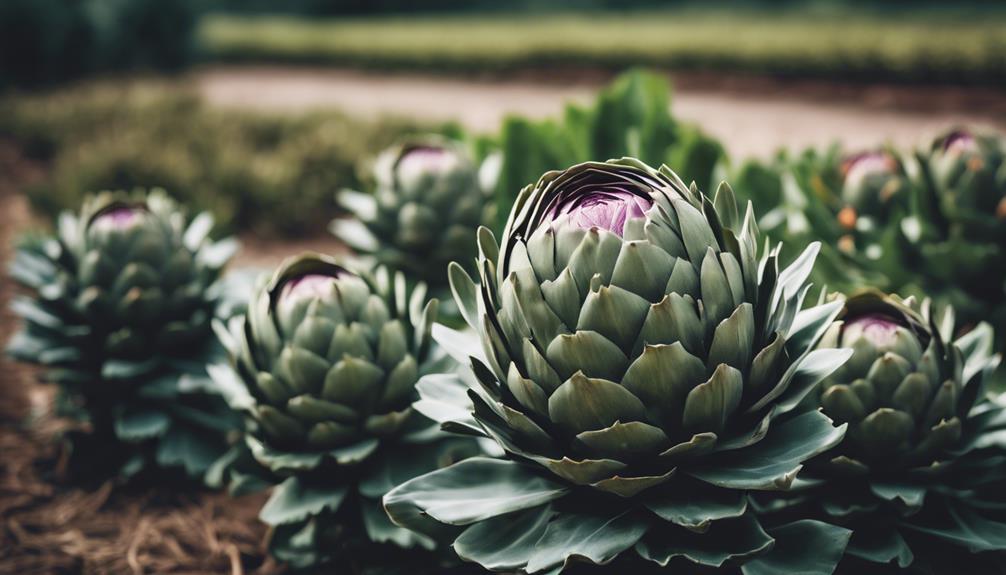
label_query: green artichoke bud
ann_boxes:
[385,159,855,574]
[757,291,1006,572]
[331,137,491,288]
[818,292,960,467]
[838,150,907,229]
[209,253,478,570]
[7,188,240,479]
[927,129,1006,221]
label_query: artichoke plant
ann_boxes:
[331,137,492,289]
[384,158,856,574]
[7,189,241,479]
[209,253,478,571]
[755,291,1006,573]
[913,128,1006,352]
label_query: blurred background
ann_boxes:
[0,0,1004,243]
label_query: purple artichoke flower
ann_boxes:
[547,187,653,237]
[90,206,146,232]
[941,130,978,156]
[396,145,462,182]
[840,152,897,190]
[841,313,902,349]
[280,273,342,304]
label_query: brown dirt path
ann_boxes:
[196,66,1006,160]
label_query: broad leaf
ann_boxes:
[259,476,348,526]
[741,520,851,575]
[383,457,568,528]
[644,480,747,531]
[637,512,772,568]
[454,505,554,571]
[689,410,845,490]
[846,525,914,568]
[360,497,434,550]
[524,508,649,573]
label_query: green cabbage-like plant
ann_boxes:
[754,291,1006,573]
[384,158,855,574]
[7,188,241,479]
[209,253,480,571]
[331,136,493,289]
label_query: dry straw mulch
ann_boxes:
[0,419,276,575]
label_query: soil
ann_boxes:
[195,66,1006,160]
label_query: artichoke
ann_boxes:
[755,291,1006,573]
[331,137,492,289]
[385,159,855,574]
[6,188,241,479]
[914,129,1006,353]
[209,253,478,570]
[836,150,908,243]
[926,128,1006,223]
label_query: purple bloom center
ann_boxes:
[397,146,458,179]
[841,152,896,188]
[842,313,901,348]
[942,130,977,155]
[549,188,652,237]
[91,206,145,231]
[281,273,341,303]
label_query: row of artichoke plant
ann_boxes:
[8,130,1006,573]
[732,127,1006,388]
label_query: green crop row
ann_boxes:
[200,9,1006,84]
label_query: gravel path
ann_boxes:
[196,66,1006,160]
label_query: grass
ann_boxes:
[199,9,1006,84]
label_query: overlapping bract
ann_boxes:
[6,188,240,478]
[210,254,476,569]
[385,159,853,574]
[332,137,491,287]
[756,291,1006,572]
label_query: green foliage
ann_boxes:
[492,69,725,231]
[6,189,243,481]
[200,10,1006,84]
[0,0,196,88]
[386,158,852,573]
[0,84,441,237]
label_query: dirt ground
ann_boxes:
[196,66,1006,160]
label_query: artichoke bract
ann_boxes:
[757,291,1006,573]
[209,254,478,570]
[331,137,491,288]
[7,188,240,479]
[385,159,854,574]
